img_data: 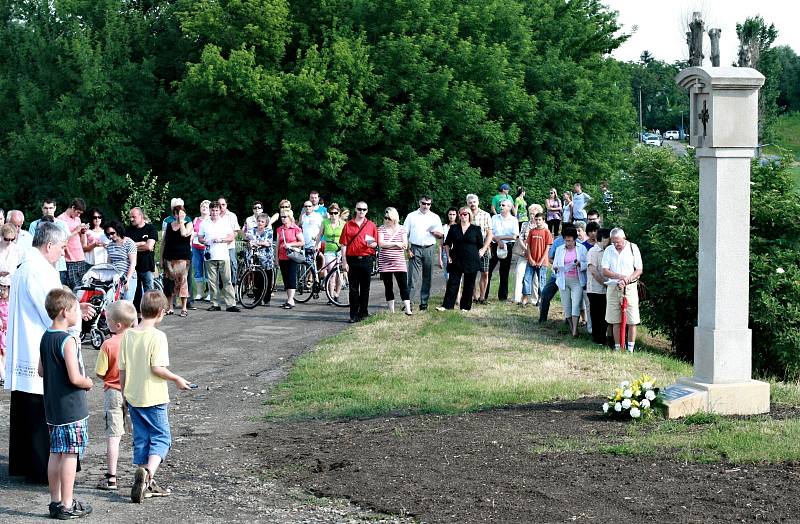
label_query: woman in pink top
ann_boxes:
[377,207,411,315]
[553,227,588,337]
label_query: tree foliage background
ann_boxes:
[0,0,634,220]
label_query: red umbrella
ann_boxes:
[619,288,628,351]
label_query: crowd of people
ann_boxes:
[0,181,641,518]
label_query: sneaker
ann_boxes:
[435,306,447,312]
[96,473,118,491]
[207,305,221,312]
[144,479,172,498]
[627,346,634,353]
[54,500,92,519]
[226,306,241,312]
[419,304,428,311]
[48,501,61,518]
[131,467,147,503]
[194,293,202,300]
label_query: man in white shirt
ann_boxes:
[200,202,239,312]
[571,182,593,221]
[403,196,443,311]
[217,196,241,280]
[601,228,643,352]
[299,201,323,251]
[8,210,33,249]
[309,190,328,218]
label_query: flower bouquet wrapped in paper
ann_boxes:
[601,374,661,420]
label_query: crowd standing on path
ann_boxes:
[2,182,641,518]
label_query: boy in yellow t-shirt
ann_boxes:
[119,291,191,503]
[94,300,137,491]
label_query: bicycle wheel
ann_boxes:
[324,265,350,307]
[238,267,267,309]
[294,264,316,303]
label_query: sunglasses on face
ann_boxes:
[280,205,290,209]
[420,202,432,206]
[460,212,470,216]
[329,211,339,215]
[92,216,102,220]
[304,205,312,208]
[106,231,117,237]
[356,208,367,212]
[3,237,15,241]
[253,206,262,210]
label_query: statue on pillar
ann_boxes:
[708,28,721,67]
[688,12,705,66]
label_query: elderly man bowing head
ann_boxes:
[5,222,95,484]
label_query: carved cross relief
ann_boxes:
[698,99,710,137]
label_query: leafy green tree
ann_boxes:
[735,15,780,141]
[623,54,689,133]
[773,45,800,113]
[614,147,800,378]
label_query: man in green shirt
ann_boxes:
[490,183,515,215]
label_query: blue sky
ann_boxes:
[604,0,800,64]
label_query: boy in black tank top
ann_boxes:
[38,289,93,520]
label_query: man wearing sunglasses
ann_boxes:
[339,202,378,323]
[403,196,443,311]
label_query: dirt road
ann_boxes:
[1,286,412,523]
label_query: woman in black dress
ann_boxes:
[437,206,484,311]
[161,205,193,316]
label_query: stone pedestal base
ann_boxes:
[662,377,770,419]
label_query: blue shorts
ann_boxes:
[128,404,171,465]
[48,417,89,456]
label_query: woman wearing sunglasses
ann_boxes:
[437,207,484,312]
[81,207,109,266]
[103,220,138,301]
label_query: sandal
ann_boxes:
[166,310,174,315]
[179,310,188,317]
[281,303,295,309]
[96,473,118,491]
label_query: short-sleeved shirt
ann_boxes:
[96,333,123,391]
[339,219,378,257]
[107,237,137,275]
[57,212,86,262]
[490,213,519,243]
[199,218,234,261]
[471,209,492,237]
[572,192,592,220]
[601,241,643,276]
[276,224,303,261]
[220,211,240,249]
[491,193,513,213]
[300,212,323,249]
[118,327,170,408]
[586,244,607,294]
[126,222,158,272]
[403,210,442,247]
[85,230,109,265]
[377,225,407,272]
[527,227,553,265]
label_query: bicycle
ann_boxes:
[294,248,350,307]
[236,247,275,309]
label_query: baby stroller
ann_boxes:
[75,264,124,350]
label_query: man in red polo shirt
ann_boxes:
[339,201,378,323]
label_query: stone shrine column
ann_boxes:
[664,67,770,417]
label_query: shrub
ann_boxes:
[613,146,800,378]
[121,171,169,225]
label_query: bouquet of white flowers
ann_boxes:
[601,374,660,420]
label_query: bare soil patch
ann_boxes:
[257,399,800,523]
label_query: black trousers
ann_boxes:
[538,275,559,322]
[588,292,609,345]
[381,271,409,301]
[347,256,373,319]
[486,243,514,301]
[9,391,50,484]
[547,219,561,237]
[442,266,477,310]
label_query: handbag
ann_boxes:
[496,242,508,259]
[282,230,306,264]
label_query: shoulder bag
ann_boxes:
[282,229,306,264]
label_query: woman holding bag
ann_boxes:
[275,210,304,309]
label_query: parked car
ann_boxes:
[644,134,663,146]
[664,130,680,140]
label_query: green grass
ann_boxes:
[769,111,800,160]
[534,413,800,464]
[267,302,692,420]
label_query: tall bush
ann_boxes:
[614,147,800,378]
